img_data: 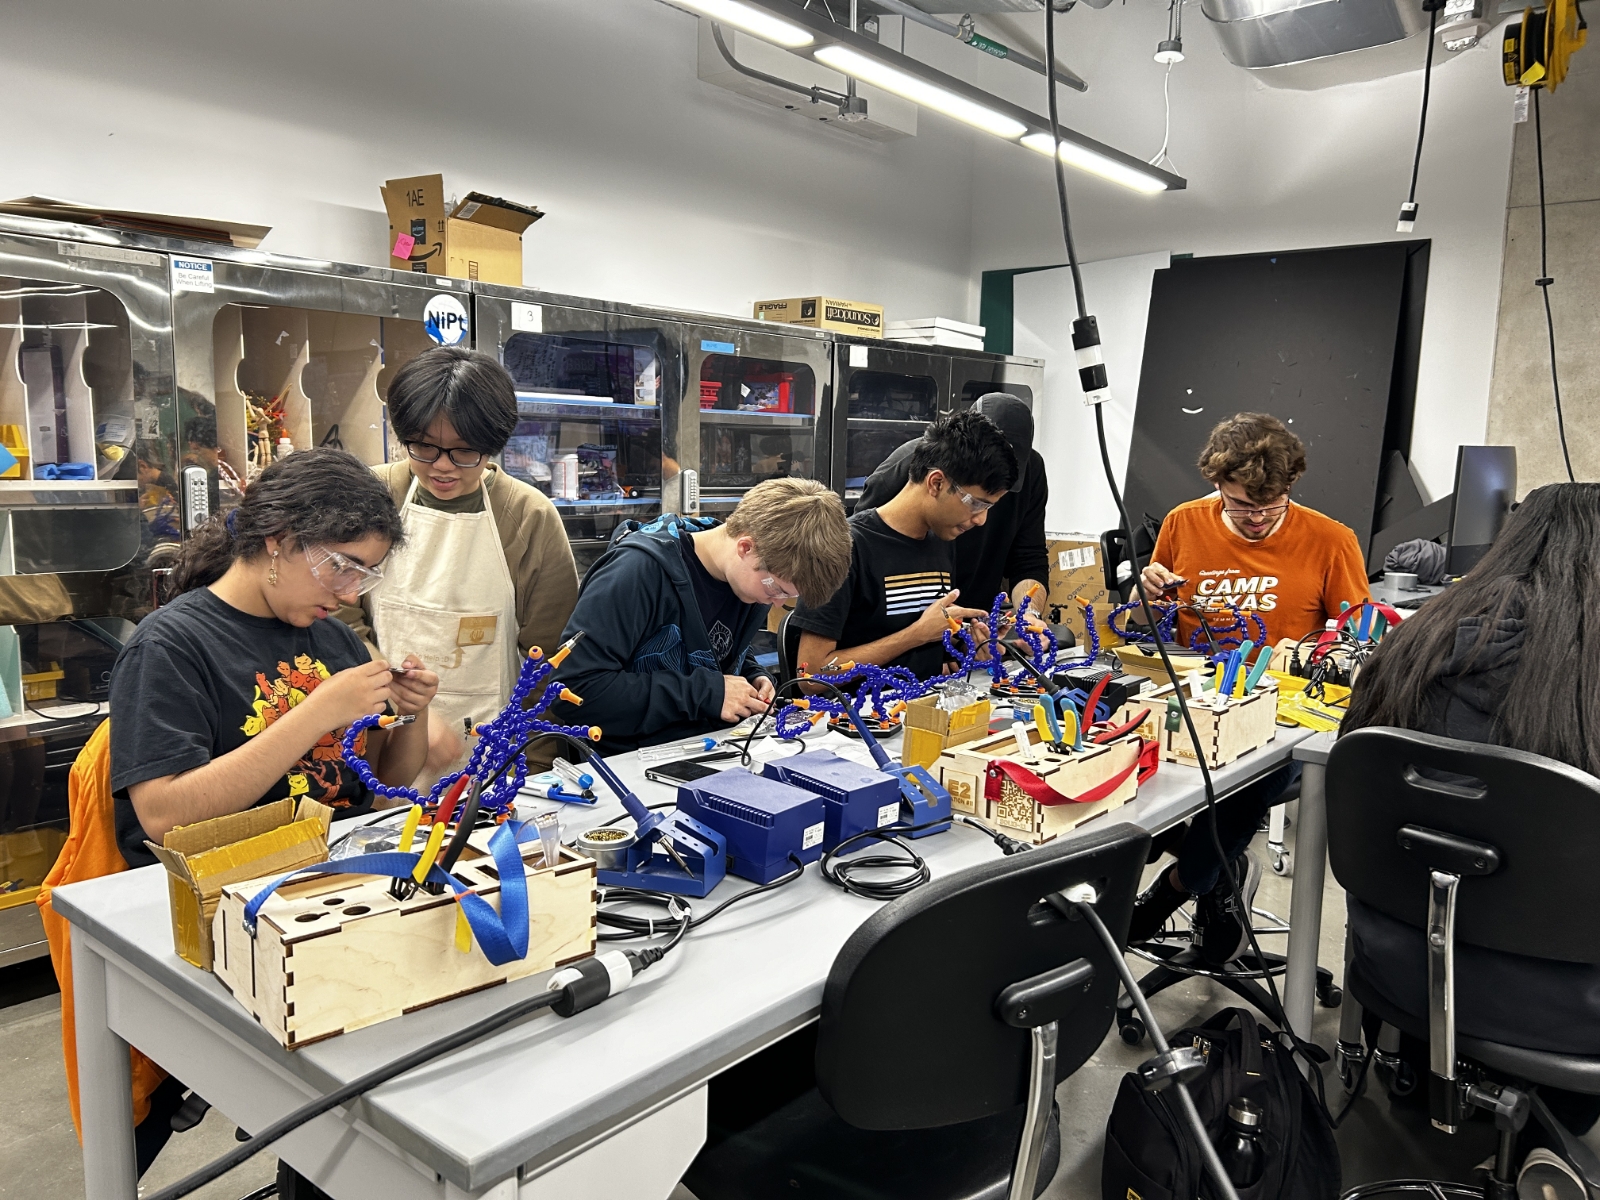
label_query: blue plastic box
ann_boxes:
[761,750,902,851]
[676,768,828,883]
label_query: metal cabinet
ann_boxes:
[678,318,832,519]
[172,252,457,512]
[945,348,1044,416]
[474,285,685,576]
[829,338,949,509]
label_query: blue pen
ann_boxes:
[1357,602,1373,643]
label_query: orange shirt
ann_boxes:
[1151,496,1371,646]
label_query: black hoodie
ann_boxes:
[1347,604,1600,1053]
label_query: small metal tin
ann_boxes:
[575,827,636,871]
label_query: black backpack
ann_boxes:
[1101,1008,1340,1200]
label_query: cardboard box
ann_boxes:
[901,691,992,772]
[1045,533,1122,654]
[753,297,884,338]
[1113,643,1210,688]
[380,175,542,285]
[148,798,332,970]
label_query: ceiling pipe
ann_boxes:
[710,21,857,113]
[871,0,1089,91]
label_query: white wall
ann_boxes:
[0,0,980,321]
[919,5,1517,501]
[1014,253,1171,535]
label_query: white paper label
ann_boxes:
[877,802,900,828]
[1513,86,1530,124]
[456,200,482,219]
[849,344,870,368]
[801,821,825,851]
[511,302,543,333]
[1058,546,1096,572]
[171,256,215,293]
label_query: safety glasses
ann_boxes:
[948,481,996,514]
[305,545,386,597]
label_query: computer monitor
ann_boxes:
[1447,446,1517,575]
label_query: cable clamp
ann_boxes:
[1536,277,1555,287]
[1135,1044,1208,1092]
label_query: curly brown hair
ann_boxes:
[1196,412,1307,504]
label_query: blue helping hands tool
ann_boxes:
[1243,644,1275,694]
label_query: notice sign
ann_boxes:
[171,256,215,293]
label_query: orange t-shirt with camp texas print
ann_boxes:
[1151,496,1371,646]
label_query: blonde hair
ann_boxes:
[724,478,851,606]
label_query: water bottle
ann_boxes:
[1216,1097,1265,1189]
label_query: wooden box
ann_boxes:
[1140,681,1279,769]
[901,691,992,772]
[936,725,1143,843]
[212,836,596,1049]
[1114,643,1209,688]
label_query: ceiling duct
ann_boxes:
[1201,0,1433,68]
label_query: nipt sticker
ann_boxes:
[424,292,470,346]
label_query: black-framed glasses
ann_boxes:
[405,441,487,468]
[1221,499,1290,520]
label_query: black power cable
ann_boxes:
[1396,4,1442,232]
[1041,0,1310,1070]
[1532,85,1576,483]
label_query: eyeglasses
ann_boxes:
[755,566,799,602]
[1221,499,1291,520]
[405,441,487,469]
[305,545,386,597]
[948,481,996,515]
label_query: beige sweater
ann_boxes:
[338,461,580,663]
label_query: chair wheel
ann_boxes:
[1119,1016,1146,1046]
[1271,850,1291,876]
[1317,982,1343,1008]
[1375,1053,1417,1097]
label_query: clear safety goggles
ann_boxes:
[305,544,386,597]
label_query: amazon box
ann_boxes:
[381,175,542,285]
[754,297,884,338]
[1046,533,1122,652]
[147,797,332,970]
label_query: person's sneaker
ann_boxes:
[1193,853,1262,967]
[1518,1149,1586,1200]
[1126,870,1189,945]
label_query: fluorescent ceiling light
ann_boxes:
[814,44,1028,139]
[1020,132,1168,194]
[670,0,813,47]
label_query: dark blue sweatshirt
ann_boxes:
[549,514,771,755]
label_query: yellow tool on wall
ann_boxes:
[1504,0,1588,89]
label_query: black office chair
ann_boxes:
[1327,727,1600,1200]
[683,822,1152,1200]
[1100,522,1158,605]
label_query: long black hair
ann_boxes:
[170,448,405,595]
[1344,483,1600,775]
[385,346,518,454]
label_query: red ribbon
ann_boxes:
[983,737,1157,808]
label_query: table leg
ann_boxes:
[72,932,138,1200]
[1282,757,1327,1047]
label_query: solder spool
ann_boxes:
[575,827,637,871]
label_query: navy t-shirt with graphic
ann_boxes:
[679,533,743,662]
[109,587,376,868]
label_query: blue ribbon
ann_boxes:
[241,820,541,966]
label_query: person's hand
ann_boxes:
[1140,562,1185,598]
[911,590,988,646]
[1012,580,1047,615]
[386,655,439,716]
[754,676,776,707]
[303,661,393,732]
[721,675,772,723]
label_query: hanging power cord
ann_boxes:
[1532,86,1576,482]
[1148,64,1179,174]
[1073,897,1243,1200]
[1396,3,1442,233]
[1042,0,1325,1095]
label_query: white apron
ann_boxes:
[370,470,519,739]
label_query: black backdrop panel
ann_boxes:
[1124,244,1409,542]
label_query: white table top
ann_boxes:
[50,722,1311,1192]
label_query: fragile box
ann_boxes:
[1113,643,1210,688]
[149,798,333,971]
[753,297,884,338]
[901,691,992,772]
[1114,680,1279,769]
[935,724,1142,844]
[381,174,543,286]
[212,836,597,1049]
[1045,534,1121,653]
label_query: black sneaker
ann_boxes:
[1126,870,1189,945]
[1193,853,1262,967]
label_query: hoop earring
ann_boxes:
[268,550,279,587]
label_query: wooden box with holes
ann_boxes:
[934,725,1145,846]
[1113,680,1279,770]
[210,829,597,1049]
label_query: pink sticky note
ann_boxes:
[392,233,416,260]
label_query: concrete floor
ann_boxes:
[0,810,1542,1199]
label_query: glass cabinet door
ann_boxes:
[499,309,673,574]
[695,347,820,512]
[835,344,947,506]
